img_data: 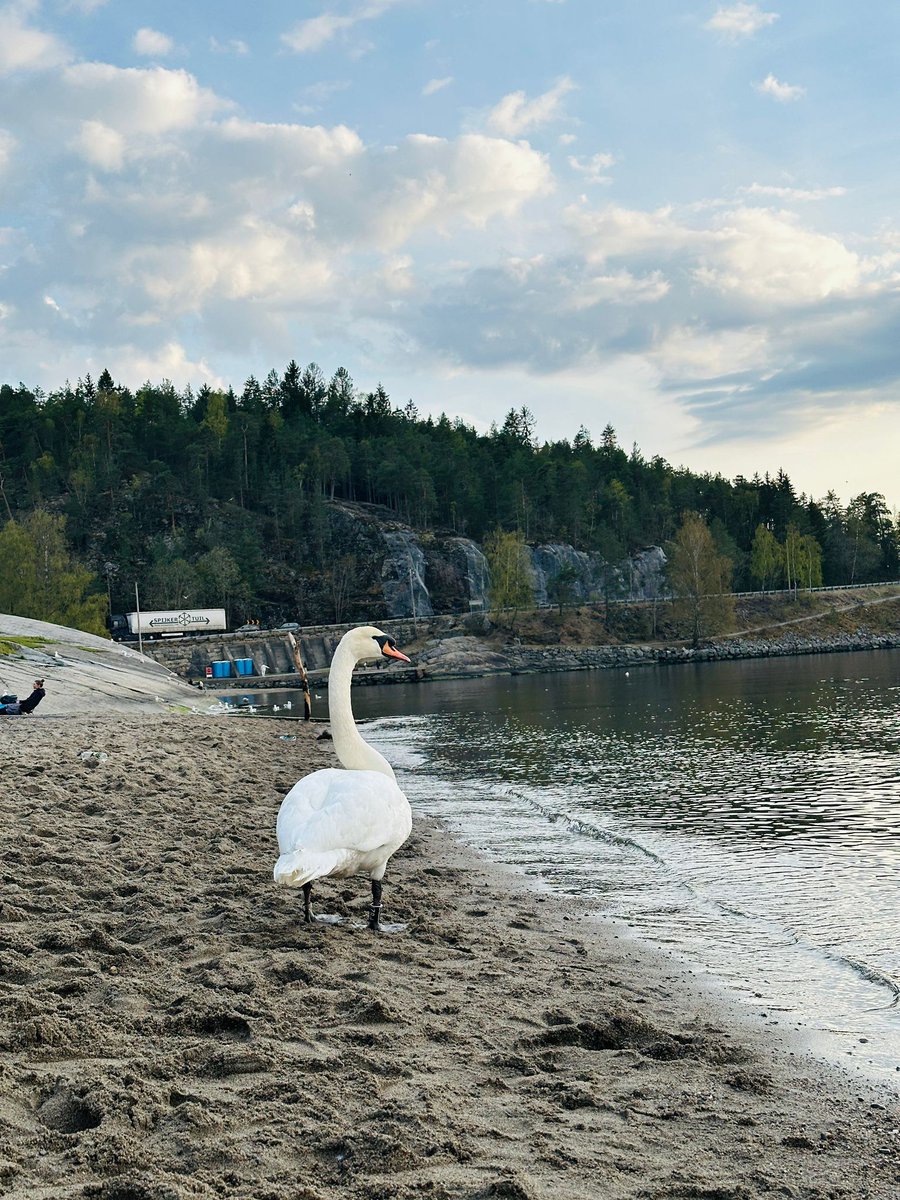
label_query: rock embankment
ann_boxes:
[415,628,900,680]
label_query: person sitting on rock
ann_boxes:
[16,679,46,714]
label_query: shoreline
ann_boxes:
[406,626,900,684]
[2,713,898,1199]
[194,628,900,691]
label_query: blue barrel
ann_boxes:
[212,660,232,678]
[236,657,253,676]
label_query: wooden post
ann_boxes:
[287,632,312,720]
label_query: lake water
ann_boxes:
[222,650,900,1084]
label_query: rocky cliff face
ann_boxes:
[526,543,668,609]
[528,544,595,607]
[328,502,667,619]
[381,530,435,619]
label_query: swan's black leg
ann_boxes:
[368,879,383,931]
[364,878,405,934]
[301,881,344,927]
[303,882,315,924]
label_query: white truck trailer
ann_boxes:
[110,608,228,640]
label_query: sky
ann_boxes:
[1,0,899,512]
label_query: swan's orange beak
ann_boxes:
[375,633,411,663]
[382,643,411,664]
[384,648,412,667]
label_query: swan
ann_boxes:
[273,625,412,933]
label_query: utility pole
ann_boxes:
[135,581,144,657]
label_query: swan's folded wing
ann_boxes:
[273,846,355,887]
[276,767,409,855]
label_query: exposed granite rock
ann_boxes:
[329,504,669,618]
[414,628,900,681]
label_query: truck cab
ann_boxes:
[108,613,132,641]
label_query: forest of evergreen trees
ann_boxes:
[0,361,898,631]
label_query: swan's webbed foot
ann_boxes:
[367,912,407,934]
[365,880,407,934]
[302,882,345,927]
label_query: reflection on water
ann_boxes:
[223,650,900,1083]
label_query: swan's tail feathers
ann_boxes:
[273,848,343,888]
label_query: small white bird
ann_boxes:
[274,625,412,933]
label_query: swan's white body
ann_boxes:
[273,626,412,902]
[274,766,411,887]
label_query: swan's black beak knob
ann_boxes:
[375,635,411,663]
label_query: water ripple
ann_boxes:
[364,650,900,1083]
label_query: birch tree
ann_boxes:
[484,528,533,628]
[749,524,782,590]
[668,511,734,647]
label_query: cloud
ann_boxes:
[707,205,865,306]
[136,222,337,310]
[62,63,226,138]
[324,133,554,251]
[0,128,16,174]
[755,73,804,102]
[209,37,249,55]
[402,197,894,421]
[133,27,175,58]
[60,0,110,13]
[282,12,355,54]
[281,0,402,54]
[568,202,866,307]
[73,119,125,170]
[293,79,352,115]
[486,76,575,137]
[564,268,669,310]
[741,182,846,202]
[705,3,778,40]
[0,4,70,73]
[422,76,453,97]
[652,325,771,384]
[564,203,698,265]
[568,152,615,185]
[0,74,553,362]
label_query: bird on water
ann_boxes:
[273,625,412,933]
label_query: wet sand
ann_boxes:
[1,714,898,1199]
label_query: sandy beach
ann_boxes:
[1,712,898,1200]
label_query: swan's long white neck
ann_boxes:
[328,636,395,779]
